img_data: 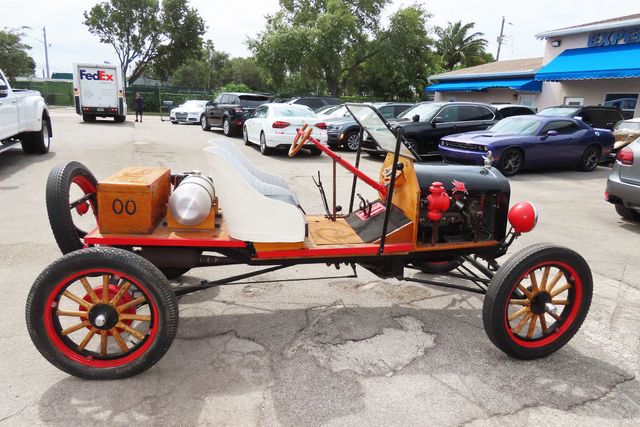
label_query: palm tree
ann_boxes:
[435,21,490,70]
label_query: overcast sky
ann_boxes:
[2,0,639,76]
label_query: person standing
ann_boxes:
[135,92,144,122]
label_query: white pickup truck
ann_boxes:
[0,68,52,155]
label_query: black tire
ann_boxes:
[615,204,640,221]
[243,125,250,145]
[222,117,232,137]
[21,115,51,154]
[160,267,191,280]
[114,115,126,123]
[26,247,178,379]
[260,132,272,155]
[309,147,322,156]
[404,138,418,153]
[171,120,178,124]
[483,243,592,360]
[414,259,462,274]
[201,115,210,131]
[576,145,600,172]
[82,114,96,123]
[343,131,360,152]
[498,148,523,176]
[46,162,99,254]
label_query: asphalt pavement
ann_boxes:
[1,108,639,426]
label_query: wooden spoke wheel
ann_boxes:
[46,161,99,254]
[26,247,178,379]
[483,244,592,359]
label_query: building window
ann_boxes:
[603,93,638,119]
[564,97,584,106]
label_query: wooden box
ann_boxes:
[98,167,171,234]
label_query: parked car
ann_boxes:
[362,101,502,156]
[537,105,624,130]
[243,103,328,155]
[326,102,413,151]
[287,96,341,111]
[494,104,536,117]
[170,100,208,124]
[610,118,640,159]
[439,115,614,176]
[0,68,51,155]
[606,138,640,221]
[318,104,350,119]
[202,92,272,136]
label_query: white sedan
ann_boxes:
[170,100,208,124]
[243,103,328,155]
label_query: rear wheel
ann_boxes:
[498,148,523,176]
[46,161,99,254]
[26,247,178,379]
[201,115,210,131]
[223,118,232,137]
[483,243,592,359]
[21,115,51,154]
[309,147,322,156]
[114,115,126,123]
[82,115,96,123]
[615,204,640,221]
[260,132,272,155]
[576,145,600,171]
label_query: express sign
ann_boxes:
[588,27,640,47]
[79,69,114,81]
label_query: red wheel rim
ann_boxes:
[44,268,159,368]
[70,176,98,232]
[503,261,582,349]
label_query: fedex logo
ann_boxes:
[79,69,114,81]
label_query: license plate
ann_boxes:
[96,108,104,112]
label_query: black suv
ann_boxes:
[287,96,341,111]
[537,105,624,130]
[363,101,502,156]
[202,92,271,136]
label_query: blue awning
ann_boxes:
[425,78,542,93]
[536,44,640,81]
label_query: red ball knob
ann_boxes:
[508,201,538,233]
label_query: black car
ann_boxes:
[363,101,502,156]
[202,92,271,136]
[326,102,414,151]
[494,104,536,117]
[537,105,624,130]
[287,96,341,111]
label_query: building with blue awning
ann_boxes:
[427,14,640,118]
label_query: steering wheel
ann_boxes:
[289,125,313,157]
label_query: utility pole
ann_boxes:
[496,16,506,61]
[42,26,50,79]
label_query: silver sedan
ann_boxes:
[606,138,640,221]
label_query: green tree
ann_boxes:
[0,30,35,81]
[434,21,490,70]
[225,57,268,92]
[83,0,205,86]
[360,5,437,99]
[248,0,390,97]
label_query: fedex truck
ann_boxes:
[73,63,127,123]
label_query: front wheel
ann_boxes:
[201,115,210,131]
[498,148,523,176]
[26,247,178,379]
[483,243,592,359]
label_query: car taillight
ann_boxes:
[314,122,327,130]
[272,121,290,129]
[617,148,634,165]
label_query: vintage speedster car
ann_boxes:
[26,104,592,379]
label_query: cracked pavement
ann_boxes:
[1,109,639,426]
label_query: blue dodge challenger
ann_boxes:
[438,115,614,176]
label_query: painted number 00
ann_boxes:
[112,198,137,215]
